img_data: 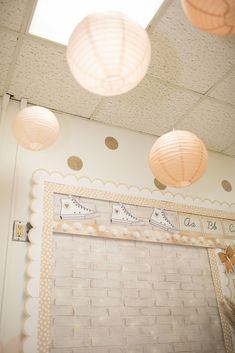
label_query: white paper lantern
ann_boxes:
[149,130,208,188]
[12,106,59,151]
[67,12,151,96]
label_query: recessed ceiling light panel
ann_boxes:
[29,0,165,45]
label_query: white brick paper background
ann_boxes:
[49,234,226,353]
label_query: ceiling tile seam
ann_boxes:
[173,95,206,129]
[17,0,37,34]
[221,141,235,153]
[89,97,106,121]
[147,72,206,97]
[91,115,161,138]
[200,94,235,110]
[2,34,25,95]
[147,0,174,35]
[204,65,235,97]
[22,0,38,34]
[9,96,92,121]
[174,91,235,130]
[221,152,234,158]
[0,25,20,36]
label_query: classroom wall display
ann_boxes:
[23,170,235,353]
[53,192,235,249]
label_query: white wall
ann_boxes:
[0,98,234,351]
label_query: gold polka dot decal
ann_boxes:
[105,136,119,150]
[67,156,83,171]
[222,180,232,192]
[154,178,166,190]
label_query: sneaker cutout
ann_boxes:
[60,196,98,220]
[149,208,179,233]
[111,203,145,226]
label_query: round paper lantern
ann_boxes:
[67,12,151,96]
[149,130,208,188]
[181,0,235,36]
[12,106,59,151]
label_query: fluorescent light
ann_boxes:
[29,0,165,45]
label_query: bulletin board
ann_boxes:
[23,170,235,353]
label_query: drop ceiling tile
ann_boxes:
[92,75,201,136]
[149,0,235,94]
[0,29,18,95]
[9,36,102,117]
[223,143,235,157]
[176,98,235,152]
[0,0,28,31]
[208,68,235,105]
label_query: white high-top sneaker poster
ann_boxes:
[60,196,99,220]
[56,194,179,232]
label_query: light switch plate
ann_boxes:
[12,221,30,242]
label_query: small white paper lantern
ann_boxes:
[149,130,208,188]
[12,106,59,151]
[67,11,151,96]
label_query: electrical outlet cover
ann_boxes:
[13,221,29,242]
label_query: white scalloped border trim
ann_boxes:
[23,169,235,353]
[23,179,42,352]
[32,169,235,211]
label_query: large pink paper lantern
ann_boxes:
[12,106,59,151]
[67,12,151,96]
[149,130,208,188]
[181,0,235,36]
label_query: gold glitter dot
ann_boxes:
[67,156,83,171]
[105,136,119,150]
[221,180,232,192]
[154,178,166,190]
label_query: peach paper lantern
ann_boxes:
[149,130,208,188]
[67,12,151,96]
[12,106,59,151]
[181,0,235,36]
